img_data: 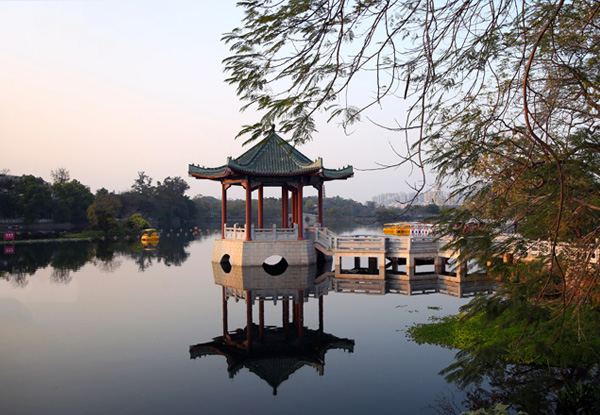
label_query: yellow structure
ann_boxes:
[141,229,160,244]
[383,223,412,236]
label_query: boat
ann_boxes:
[383,222,437,237]
[141,228,160,243]
[382,222,412,236]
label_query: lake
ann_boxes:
[1,228,476,414]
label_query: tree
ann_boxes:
[224,1,600,346]
[87,188,122,231]
[14,175,53,223]
[0,174,20,219]
[51,179,94,223]
[50,167,70,185]
[132,171,154,196]
[125,213,151,232]
[155,176,196,225]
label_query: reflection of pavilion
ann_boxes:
[189,264,354,394]
[332,275,494,297]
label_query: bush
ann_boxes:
[126,213,150,232]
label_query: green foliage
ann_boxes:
[51,178,94,223]
[461,404,528,415]
[556,381,600,415]
[225,0,600,326]
[408,293,600,369]
[408,293,600,414]
[125,213,150,232]
[87,188,122,231]
[15,175,54,223]
[0,174,20,218]
[120,172,196,226]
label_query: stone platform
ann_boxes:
[212,239,317,267]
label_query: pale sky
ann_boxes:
[0,0,430,203]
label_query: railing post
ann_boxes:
[273,223,277,240]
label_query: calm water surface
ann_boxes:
[1,231,471,414]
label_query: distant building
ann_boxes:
[372,189,462,207]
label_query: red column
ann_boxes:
[222,286,228,337]
[281,300,290,332]
[318,184,323,226]
[318,295,324,333]
[292,298,297,327]
[291,189,296,224]
[282,185,289,228]
[244,180,252,241]
[221,183,227,239]
[245,290,253,348]
[297,182,304,240]
[258,185,264,229]
[259,300,264,342]
[297,289,304,342]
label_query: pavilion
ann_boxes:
[188,129,353,266]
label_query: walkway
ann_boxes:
[309,227,467,280]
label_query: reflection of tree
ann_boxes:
[133,250,155,272]
[156,237,191,267]
[409,291,600,414]
[50,268,72,284]
[1,271,29,288]
[441,354,600,414]
[92,240,115,261]
[117,235,194,271]
[1,235,197,286]
[50,242,91,273]
[93,256,123,273]
[0,244,55,278]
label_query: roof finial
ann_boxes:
[271,124,276,132]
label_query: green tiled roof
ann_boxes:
[189,131,353,181]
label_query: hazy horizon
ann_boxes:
[1,0,432,203]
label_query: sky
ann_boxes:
[0,0,431,203]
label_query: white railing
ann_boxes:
[386,236,439,254]
[224,223,299,241]
[335,235,385,252]
[224,224,247,240]
[312,227,336,251]
[312,227,600,267]
[253,224,298,241]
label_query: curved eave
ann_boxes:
[320,166,354,181]
[188,164,230,180]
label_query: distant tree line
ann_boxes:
[0,169,196,231]
[0,168,443,231]
[192,194,442,224]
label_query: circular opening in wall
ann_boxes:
[220,254,232,273]
[262,255,288,276]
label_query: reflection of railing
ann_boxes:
[224,223,299,241]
